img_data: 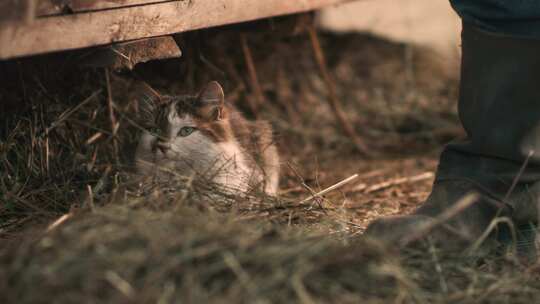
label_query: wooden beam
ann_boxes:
[80,36,182,70]
[37,1,170,16]
[0,0,349,60]
[0,0,31,24]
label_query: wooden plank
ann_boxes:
[37,0,170,16]
[0,0,349,59]
[80,36,182,70]
[0,0,31,24]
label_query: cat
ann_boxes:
[133,81,279,195]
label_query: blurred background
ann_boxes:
[320,0,461,62]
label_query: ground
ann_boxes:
[2,17,539,304]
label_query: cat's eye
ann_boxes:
[178,126,196,137]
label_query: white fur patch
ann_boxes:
[135,111,257,193]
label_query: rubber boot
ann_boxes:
[365,22,540,252]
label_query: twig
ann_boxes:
[467,217,516,255]
[85,132,104,145]
[287,162,326,211]
[105,271,135,299]
[45,121,50,178]
[428,241,448,294]
[298,174,359,204]
[350,183,367,193]
[287,163,316,195]
[278,186,305,195]
[45,90,102,134]
[307,25,369,156]
[45,213,72,233]
[503,150,534,202]
[240,34,264,117]
[357,169,387,179]
[199,52,226,77]
[86,185,96,212]
[104,68,120,165]
[364,172,434,193]
[111,47,132,65]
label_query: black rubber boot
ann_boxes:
[366,22,540,252]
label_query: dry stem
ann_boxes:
[298,174,359,204]
[307,25,369,156]
[241,34,264,117]
[104,68,120,165]
[365,172,434,193]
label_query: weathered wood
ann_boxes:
[0,0,349,59]
[0,0,32,24]
[37,0,171,16]
[80,36,181,70]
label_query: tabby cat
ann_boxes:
[134,81,279,195]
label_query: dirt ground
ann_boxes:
[5,15,536,304]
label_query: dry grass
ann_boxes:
[0,205,400,304]
[2,201,540,304]
[4,16,535,304]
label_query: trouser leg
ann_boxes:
[450,0,540,39]
[435,22,540,223]
[366,22,540,250]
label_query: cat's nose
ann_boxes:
[152,140,170,154]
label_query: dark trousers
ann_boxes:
[451,0,540,38]
[436,2,540,217]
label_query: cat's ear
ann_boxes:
[197,81,225,121]
[133,82,162,125]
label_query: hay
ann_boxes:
[2,202,540,304]
[0,205,398,304]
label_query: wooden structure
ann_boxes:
[0,0,350,60]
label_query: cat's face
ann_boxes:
[135,82,232,166]
[133,81,277,194]
[141,101,201,158]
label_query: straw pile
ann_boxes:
[0,204,399,304]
